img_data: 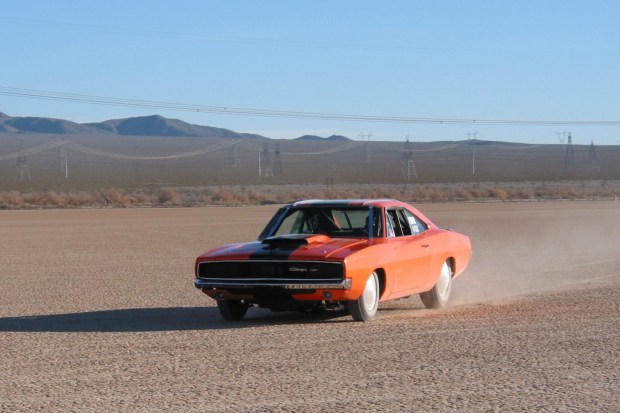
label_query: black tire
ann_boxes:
[348,271,380,321]
[216,299,249,320]
[420,260,453,309]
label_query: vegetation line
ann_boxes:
[1,181,618,210]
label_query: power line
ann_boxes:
[0,140,236,161]
[5,16,612,57]
[2,86,620,126]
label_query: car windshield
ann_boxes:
[269,206,382,238]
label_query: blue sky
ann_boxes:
[1,1,619,144]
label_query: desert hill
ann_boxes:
[1,112,356,141]
[1,112,619,192]
[3,115,94,134]
[295,134,351,142]
[0,112,268,139]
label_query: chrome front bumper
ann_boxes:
[194,278,352,290]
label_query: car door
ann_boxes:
[387,208,432,295]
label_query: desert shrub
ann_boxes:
[469,188,484,199]
[158,187,182,206]
[564,187,583,199]
[99,188,126,206]
[124,192,152,206]
[488,188,508,200]
[507,188,533,200]
[454,189,473,201]
[66,191,97,207]
[246,190,276,204]
[0,191,24,208]
[415,187,447,202]
[210,188,248,205]
[133,192,152,205]
[39,191,68,207]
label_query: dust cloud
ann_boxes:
[426,201,620,305]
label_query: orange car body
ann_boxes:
[195,199,471,319]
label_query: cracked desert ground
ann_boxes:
[1,201,618,412]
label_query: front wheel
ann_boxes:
[420,260,453,309]
[216,299,249,320]
[348,271,380,321]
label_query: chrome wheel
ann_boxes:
[361,273,379,313]
[420,261,453,309]
[348,271,380,321]
[435,261,451,298]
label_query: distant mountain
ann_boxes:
[0,113,17,132]
[0,124,17,132]
[0,112,267,139]
[85,115,265,139]
[2,114,95,134]
[295,134,351,142]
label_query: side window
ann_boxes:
[386,212,396,237]
[403,209,428,235]
[386,209,409,237]
[395,209,412,236]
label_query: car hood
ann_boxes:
[198,234,368,261]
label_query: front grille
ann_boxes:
[196,260,346,290]
[197,260,344,282]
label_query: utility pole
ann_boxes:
[466,132,479,175]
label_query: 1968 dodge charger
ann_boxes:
[194,199,471,321]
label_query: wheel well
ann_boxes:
[374,268,386,298]
[446,257,456,277]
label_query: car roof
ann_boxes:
[290,199,407,208]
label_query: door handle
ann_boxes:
[421,244,430,248]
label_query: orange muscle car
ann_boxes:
[194,199,471,321]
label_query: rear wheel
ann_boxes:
[420,260,452,309]
[348,271,380,321]
[216,299,249,320]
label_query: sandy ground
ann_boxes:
[0,201,618,412]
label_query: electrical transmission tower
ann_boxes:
[259,143,273,176]
[555,131,569,145]
[401,136,417,180]
[60,144,68,178]
[555,131,569,155]
[589,140,600,174]
[358,133,374,162]
[466,132,479,175]
[230,143,241,167]
[564,133,575,171]
[273,143,283,176]
[16,141,32,182]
